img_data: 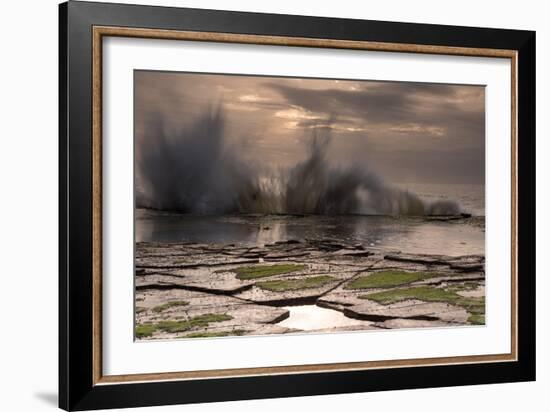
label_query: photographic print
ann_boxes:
[60,5,534,408]
[134,70,486,341]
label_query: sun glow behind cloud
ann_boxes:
[135,71,485,184]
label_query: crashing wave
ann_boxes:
[136,104,460,216]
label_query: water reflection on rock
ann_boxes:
[136,209,484,256]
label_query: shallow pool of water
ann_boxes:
[277,305,368,331]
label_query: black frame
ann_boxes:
[59,1,536,410]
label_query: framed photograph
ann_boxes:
[59,1,536,410]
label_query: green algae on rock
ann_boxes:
[360,286,458,303]
[345,270,438,290]
[467,313,485,325]
[135,323,156,338]
[233,263,307,280]
[136,313,233,337]
[256,275,335,292]
[185,329,248,338]
[359,286,485,325]
[152,300,189,313]
[156,314,233,333]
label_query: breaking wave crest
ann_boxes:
[136,105,460,216]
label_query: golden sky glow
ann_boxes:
[135,71,485,184]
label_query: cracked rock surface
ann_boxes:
[135,239,485,340]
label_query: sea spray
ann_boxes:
[136,104,460,216]
[136,105,254,214]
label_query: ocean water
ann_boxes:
[394,183,485,217]
[136,183,484,256]
[136,211,483,256]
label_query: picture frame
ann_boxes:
[59,1,536,410]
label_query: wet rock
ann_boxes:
[263,251,311,260]
[234,281,339,306]
[136,273,255,294]
[135,241,485,336]
[333,249,373,257]
[317,288,365,312]
[382,253,485,274]
[425,213,472,222]
[374,318,453,329]
[369,258,436,273]
[449,262,484,271]
[344,300,470,323]
[136,255,259,269]
[241,252,268,259]
[306,239,346,251]
[456,285,485,298]
[253,324,300,335]
[412,272,485,286]
[304,324,382,333]
[135,288,290,340]
[384,253,448,265]
[318,265,484,326]
[275,239,302,245]
[447,255,484,263]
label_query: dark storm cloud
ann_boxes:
[135,71,485,185]
[265,81,484,138]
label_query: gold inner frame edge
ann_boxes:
[91,25,518,385]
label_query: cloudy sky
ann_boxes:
[135,70,485,185]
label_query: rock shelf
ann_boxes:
[135,238,485,340]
